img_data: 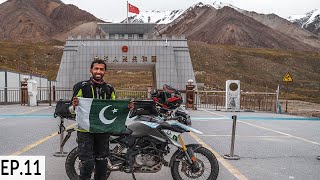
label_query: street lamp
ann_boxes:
[188,79,194,85]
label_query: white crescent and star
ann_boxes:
[99,105,118,124]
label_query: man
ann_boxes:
[71,59,115,180]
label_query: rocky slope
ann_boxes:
[0,0,101,41]
[242,11,320,49]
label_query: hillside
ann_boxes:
[188,41,320,103]
[241,11,320,49]
[0,0,101,41]
[0,41,63,80]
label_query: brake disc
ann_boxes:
[181,160,205,179]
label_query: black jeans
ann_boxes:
[77,131,110,180]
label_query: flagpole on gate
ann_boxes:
[127,1,129,23]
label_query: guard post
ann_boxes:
[186,79,195,110]
[21,78,28,105]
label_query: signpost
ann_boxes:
[283,72,293,112]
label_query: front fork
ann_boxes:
[178,135,198,166]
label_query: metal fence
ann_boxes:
[0,88,277,112]
[0,89,21,104]
[240,92,276,111]
[116,90,149,100]
[194,91,226,110]
[194,91,276,111]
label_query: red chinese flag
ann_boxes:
[128,3,140,14]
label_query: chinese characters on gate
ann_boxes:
[97,55,157,63]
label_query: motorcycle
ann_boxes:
[64,100,219,180]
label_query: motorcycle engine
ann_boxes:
[135,154,159,167]
[133,137,166,172]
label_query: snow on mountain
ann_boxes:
[287,9,320,36]
[287,15,306,22]
[124,9,185,24]
[288,9,320,27]
[189,2,211,9]
[212,1,242,12]
[303,9,320,27]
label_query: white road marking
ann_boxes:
[199,109,229,118]
[11,123,76,156]
[200,135,290,138]
[200,109,320,146]
[239,120,320,145]
[19,106,51,115]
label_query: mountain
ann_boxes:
[161,5,316,51]
[288,9,320,37]
[126,2,320,50]
[0,0,102,41]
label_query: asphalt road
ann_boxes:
[0,104,320,180]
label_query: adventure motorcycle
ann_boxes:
[64,100,219,180]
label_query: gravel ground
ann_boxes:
[279,100,320,117]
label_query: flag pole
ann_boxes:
[127,1,129,23]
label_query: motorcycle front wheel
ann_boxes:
[171,147,219,180]
[65,147,111,180]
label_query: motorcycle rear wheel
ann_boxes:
[65,147,111,180]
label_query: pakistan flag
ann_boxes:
[76,97,130,133]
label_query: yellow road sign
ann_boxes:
[283,72,293,82]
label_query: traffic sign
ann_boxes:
[283,72,293,82]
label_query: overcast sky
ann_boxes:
[1,0,320,22]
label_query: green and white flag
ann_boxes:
[76,97,130,133]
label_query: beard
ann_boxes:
[92,73,104,81]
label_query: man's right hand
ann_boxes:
[72,97,79,107]
[128,100,134,110]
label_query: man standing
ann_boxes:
[71,59,115,180]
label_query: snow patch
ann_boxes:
[304,9,320,27]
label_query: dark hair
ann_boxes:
[90,59,107,70]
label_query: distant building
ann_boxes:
[56,23,196,90]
